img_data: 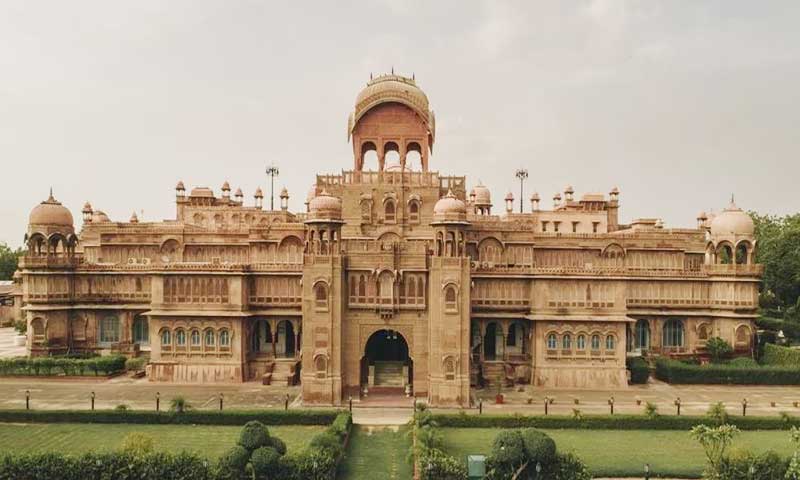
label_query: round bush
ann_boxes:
[218,445,250,475]
[490,429,526,466]
[238,421,270,451]
[269,436,287,456]
[520,428,556,465]
[250,446,280,477]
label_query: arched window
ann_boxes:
[99,316,120,345]
[562,334,572,350]
[735,325,752,347]
[190,330,201,347]
[219,329,230,347]
[697,323,710,341]
[577,334,586,350]
[315,355,327,378]
[31,318,45,345]
[384,200,396,223]
[662,319,685,348]
[546,333,557,350]
[591,334,601,351]
[635,319,650,350]
[735,243,749,265]
[133,316,149,345]
[204,328,215,348]
[315,283,328,309]
[160,329,171,346]
[444,286,457,311]
[408,201,420,223]
[605,335,616,351]
[175,329,186,347]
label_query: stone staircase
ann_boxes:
[373,361,405,387]
[482,361,512,386]
[270,359,299,386]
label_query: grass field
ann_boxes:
[338,425,413,480]
[0,422,323,458]
[442,428,797,478]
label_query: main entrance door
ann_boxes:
[361,329,412,392]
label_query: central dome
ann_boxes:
[348,74,434,141]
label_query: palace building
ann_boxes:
[18,74,762,407]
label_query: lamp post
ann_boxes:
[515,169,529,213]
[479,399,483,415]
[675,397,681,416]
[91,391,95,411]
[644,463,650,480]
[156,391,160,412]
[608,396,615,415]
[25,390,29,410]
[219,393,223,411]
[544,396,549,416]
[266,165,280,211]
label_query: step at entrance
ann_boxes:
[373,361,405,387]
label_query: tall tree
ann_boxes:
[0,243,24,281]
[751,212,800,318]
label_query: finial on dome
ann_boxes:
[391,66,394,75]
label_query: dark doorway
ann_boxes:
[361,329,412,389]
[484,322,497,360]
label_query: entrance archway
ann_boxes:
[484,322,498,360]
[361,329,412,390]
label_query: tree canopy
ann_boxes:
[0,243,24,281]
[751,212,800,319]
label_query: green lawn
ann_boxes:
[0,423,323,459]
[338,425,413,480]
[442,428,797,478]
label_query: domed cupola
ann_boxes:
[706,197,756,266]
[472,182,492,215]
[710,200,754,237]
[432,190,468,224]
[26,190,76,256]
[28,191,74,233]
[307,190,343,222]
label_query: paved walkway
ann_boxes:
[0,327,26,358]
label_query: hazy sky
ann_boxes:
[2,1,799,248]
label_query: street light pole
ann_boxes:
[266,165,280,211]
[515,169,528,213]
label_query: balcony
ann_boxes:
[702,264,764,277]
[19,255,79,269]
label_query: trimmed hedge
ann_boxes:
[0,408,342,426]
[0,451,213,480]
[0,355,126,377]
[655,357,800,385]
[432,412,800,431]
[763,343,800,366]
[626,357,650,384]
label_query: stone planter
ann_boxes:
[13,335,26,347]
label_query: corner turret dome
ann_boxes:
[307,190,342,221]
[432,190,468,224]
[710,201,754,236]
[29,192,74,228]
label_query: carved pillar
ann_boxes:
[269,319,277,358]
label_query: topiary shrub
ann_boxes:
[487,430,526,478]
[520,428,556,466]
[707,402,730,425]
[238,421,270,451]
[217,445,250,479]
[249,446,280,478]
[268,436,287,456]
